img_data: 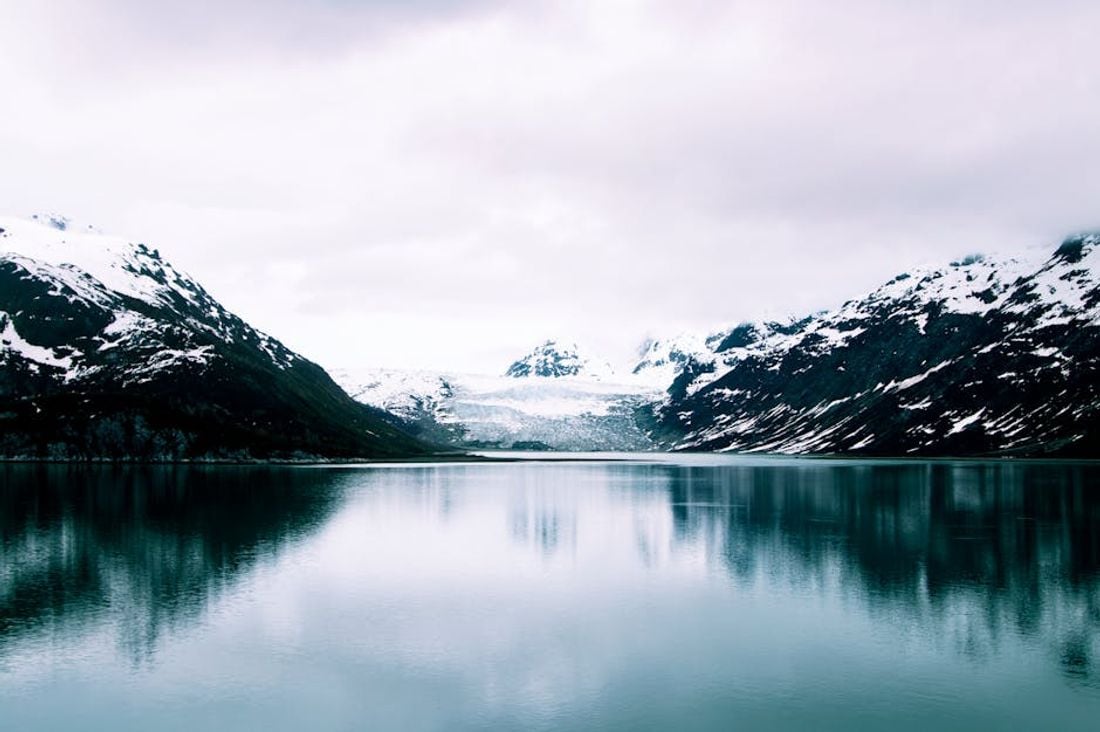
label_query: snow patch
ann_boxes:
[0,312,73,371]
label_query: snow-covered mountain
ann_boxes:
[334,347,658,451]
[17,207,1090,459]
[504,340,615,379]
[0,214,426,460]
[335,234,1099,456]
[648,234,1100,457]
[631,332,716,387]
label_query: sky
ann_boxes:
[2,0,1099,373]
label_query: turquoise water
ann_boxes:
[1,456,1099,730]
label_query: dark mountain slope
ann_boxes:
[651,235,1100,457]
[0,214,428,460]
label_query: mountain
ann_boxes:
[0,214,428,460]
[334,347,657,451]
[330,367,464,446]
[632,332,726,387]
[648,235,1100,457]
[505,340,614,379]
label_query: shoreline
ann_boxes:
[2,450,1098,466]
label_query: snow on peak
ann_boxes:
[631,331,713,385]
[505,339,615,379]
[0,213,202,311]
[1,212,305,387]
[631,231,1100,401]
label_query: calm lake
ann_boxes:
[2,455,1099,730]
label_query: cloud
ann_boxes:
[2,0,1099,371]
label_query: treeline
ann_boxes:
[0,396,330,462]
[1,413,194,461]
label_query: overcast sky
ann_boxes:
[2,0,1099,372]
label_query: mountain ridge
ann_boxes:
[338,233,1100,457]
[5,212,1097,458]
[648,233,1100,456]
[0,214,429,461]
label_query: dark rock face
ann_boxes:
[1055,235,1088,264]
[652,235,1100,457]
[0,217,428,461]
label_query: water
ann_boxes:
[1,455,1099,730]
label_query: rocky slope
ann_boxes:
[0,214,427,460]
[649,235,1100,457]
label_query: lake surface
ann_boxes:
[2,455,1099,730]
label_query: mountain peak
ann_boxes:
[2,214,426,460]
[505,340,613,378]
[1,214,192,313]
[629,331,716,389]
[1054,232,1100,264]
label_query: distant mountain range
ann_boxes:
[343,235,1100,457]
[333,341,657,451]
[0,214,427,460]
[3,213,1097,459]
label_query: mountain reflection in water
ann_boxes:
[1,458,1098,730]
[0,465,344,662]
[652,461,1100,683]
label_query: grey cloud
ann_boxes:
[5,0,502,76]
[2,0,1098,370]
